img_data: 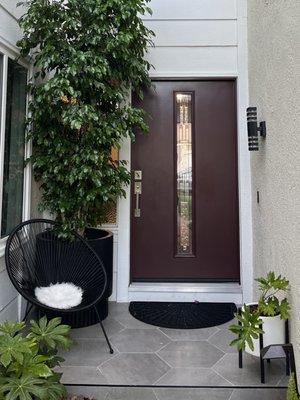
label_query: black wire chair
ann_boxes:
[5,219,113,354]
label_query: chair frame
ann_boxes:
[5,218,114,354]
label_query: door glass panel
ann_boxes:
[175,92,193,256]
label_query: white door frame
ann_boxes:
[116,0,253,304]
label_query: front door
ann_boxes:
[131,80,239,282]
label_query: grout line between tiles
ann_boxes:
[152,388,160,400]
[157,328,175,341]
[212,367,234,386]
[152,368,173,386]
[154,351,174,369]
[108,327,127,338]
[207,328,222,341]
[97,351,120,370]
[155,341,172,353]
[207,337,231,354]
[211,352,228,369]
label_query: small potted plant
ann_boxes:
[229,271,290,356]
[0,317,72,399]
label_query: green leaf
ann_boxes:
[279,298,290,320]
[0,334,34,368]
[28,317,72,352]
[28,363,53,378]
[0,321,25,337]
[229,305,264,351]
[1,376,49,400]
[1,352,12,368]
[255,272,290,318]
[287,374,300,400]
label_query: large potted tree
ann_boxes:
[17,0,153,326]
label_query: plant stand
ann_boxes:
[260,344,296,386]
[237,307,290,383]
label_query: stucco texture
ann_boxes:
[248,0,300,369]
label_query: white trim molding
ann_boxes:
[116,136,132,302]
[115,0,253,304]
[236,0,253,304]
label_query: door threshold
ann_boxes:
[128,282,243,303]
[129,282,241,293]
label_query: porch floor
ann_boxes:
[58,302,288,399]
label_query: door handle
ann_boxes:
[134,181,142,217]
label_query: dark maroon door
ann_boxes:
[131,80,239,282]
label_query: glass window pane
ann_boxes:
[1,59,27,237]
[175,92,193,256]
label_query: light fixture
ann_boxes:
[247,107,267,151]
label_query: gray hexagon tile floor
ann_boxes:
[59,302,288,393]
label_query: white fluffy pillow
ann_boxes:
[35,282,83,309]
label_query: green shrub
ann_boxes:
[17,0,154,237]
[229,271,290,351]
[0,317,72,400]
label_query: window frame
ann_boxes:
[0,41,32,256]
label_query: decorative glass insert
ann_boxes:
[1,59,27,237]
[175,92,193,255]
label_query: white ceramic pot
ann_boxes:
[244,303,286,357]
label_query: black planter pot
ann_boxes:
[38,228,113,328]
[85,228,113,299]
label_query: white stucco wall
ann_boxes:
[248,0,300,368]
[0,0,25,321]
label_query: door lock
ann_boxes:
[134,170,142,180]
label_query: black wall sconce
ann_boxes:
[247,107,267,151]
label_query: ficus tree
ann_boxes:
[17,0,154,236]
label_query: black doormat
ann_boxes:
[129,301,237,329]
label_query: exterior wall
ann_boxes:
[248,0,300,368]
[117,0,252,303]
[0,1,24,45]
[144,0,238,77]
[4,0,252,305]
[0,0,25,321]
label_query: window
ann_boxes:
[175,92,194,256]
[0,54,28,239]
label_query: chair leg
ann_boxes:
[94,306,114,354]
[286,354,290,376]
[23,302,33,322]
[260,355,265,384]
